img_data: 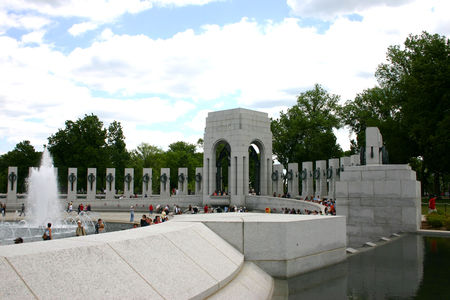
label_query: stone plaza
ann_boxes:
[0,108,422,299]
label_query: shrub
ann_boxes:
[444,217,450,230]
[427,213,446,228]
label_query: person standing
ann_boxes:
[429,195,437,213]
[149,204,153,215]
[19,203,25,216]
[75,220,86,236]
[130,206,134,222]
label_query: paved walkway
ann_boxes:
[0,211,165,224]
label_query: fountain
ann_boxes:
[26,147,62,226]
[0,148,98,245]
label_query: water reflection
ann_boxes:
[284,235,450,299]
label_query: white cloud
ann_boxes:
[68,22,99,36]
[184,109,210,132]
[286,0,414,19]
[0,0,448,153]
[0,0,221,23]
[0,10,51,33]
[21,30,45,44]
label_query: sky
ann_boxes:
[0,0,449,155]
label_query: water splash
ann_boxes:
[26,148,62,226]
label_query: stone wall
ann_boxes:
[0,222,268,299]
[336,164,421,247]
[245,195,324,213]
[173,213,347,279]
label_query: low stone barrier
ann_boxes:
[245,195,324,213]
[173,213,347,278]
[0,221,250,299]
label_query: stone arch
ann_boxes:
[203,108,273,206]
[248,139,266,195]
[214,139,231,194]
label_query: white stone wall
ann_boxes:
[173,213,347,278]
[0,222,248,300]
[336,164,421,247]
[245,195,325,213]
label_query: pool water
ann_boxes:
[282,235,450,299]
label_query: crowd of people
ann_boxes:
[10,195,336,244]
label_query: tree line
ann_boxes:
[0,32,448,195]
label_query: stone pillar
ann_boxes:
[124,168,134,198]
[287,163,299,197]
[340,156,351,171]
[232,154,246,205]
[67,168,77,202]
[314,160,327,198]
[160,168,170,198]
[142,168,152,198]
[87,168,96,202]
[178,168,188,195]
[272,164,284,196]
[365,127,383,165]
[105,168,116,201]
[301,162,313,199]
[195,167,203,195]
[328,158,340,200]
[7,166,18,203]
[350,154,360,166]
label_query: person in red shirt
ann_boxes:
[204,204,208,213]
[149,204,153,215]
[79,203,84,213]
[428,195,437,213]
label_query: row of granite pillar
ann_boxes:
[5,167,205,202]
[271,154,361,200]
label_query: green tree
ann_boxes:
[164,141,203,193]
[376,32,449,194]
[48,114,109,192]
[344,32,449,194]
[340,87,413,164]
[106,121,130,192]
[0,141,41,193]
[129,143,165,194]
[271,84,343,168]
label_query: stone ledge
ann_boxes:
[208,262,274,300]
[173,213,347,278]
[0,222,244,300]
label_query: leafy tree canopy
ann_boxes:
[271,84,343,167]
[343,31,449,194]
[0,141,41,193]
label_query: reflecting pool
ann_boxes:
[281,235,450,299]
